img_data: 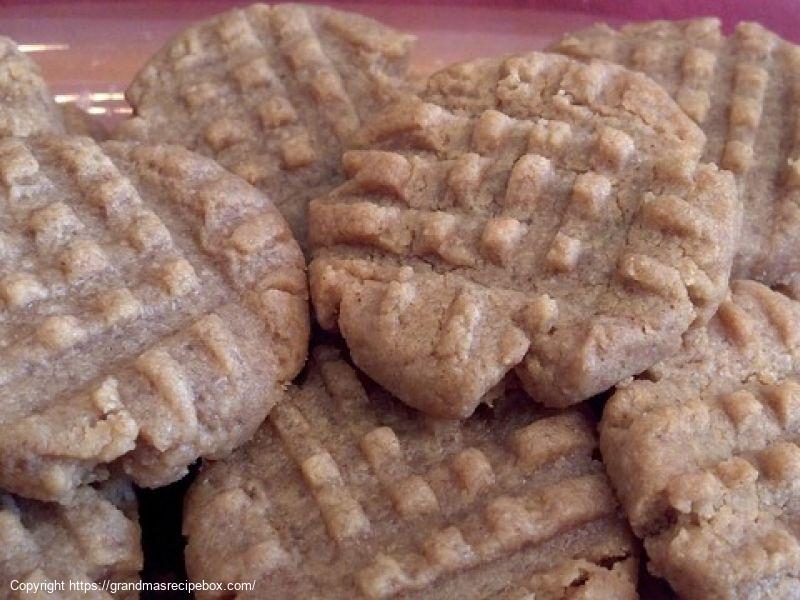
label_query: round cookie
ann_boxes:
[552,18,800,287]
[116,3,415,243]
[0,135,308,502]
[0,36,64,137]
[602,280,800,598]
[183,346,638,599]
[309,51,740,417]
[0,479,142,598]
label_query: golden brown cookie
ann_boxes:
[0,135,308,502]
[116,3,415,243]
[552,18,800,288]
[183,346,637,599]
[602,280,800,598]
[0,37,63,137]
[0,479,142,599]
[309,51,740,417]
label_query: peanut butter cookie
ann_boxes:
[309,52,740,416]
[184,346,637,599]
[603,280,800,598]
[0,135,308,502]
[553,18,800,288]
[0,479,142,599]
[116,3,415,243]
[0,36,63,137]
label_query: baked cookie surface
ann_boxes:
[309,51,740,417]
[61,104,108,141]
[0,135,308,502]
[0,36,63,138]
[552,18,800,287]
[184,346,637,599]
[116,3,415,243]
[602,280,800,598]
[0,479,142,599]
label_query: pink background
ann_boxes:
[5,0,800,127]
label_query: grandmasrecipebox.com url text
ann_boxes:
[9,579,257,594]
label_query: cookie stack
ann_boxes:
[1,5,798,599]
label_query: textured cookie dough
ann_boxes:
[602,280,800,599]
[0,36,63,137]
[184,346,637,599]
[309,51,740,417]
[0,479,142,600]
[0,135,308,502]
[552,18,800,287]
[116,3,415,242]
